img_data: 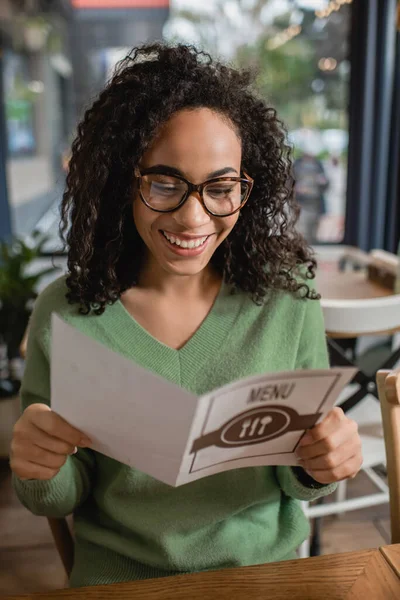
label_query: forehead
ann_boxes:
[142,108,242,177]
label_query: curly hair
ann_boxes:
[60,42,318,315]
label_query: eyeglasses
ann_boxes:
[134,167,254,217]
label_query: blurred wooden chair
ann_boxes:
[20,326,75,577]
[376,367,400,544]
[48,518,74,577]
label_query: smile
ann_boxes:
[161,231,210,249]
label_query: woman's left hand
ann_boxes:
[295,407,363,485]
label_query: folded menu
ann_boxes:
[51,314,356,487]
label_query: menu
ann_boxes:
[51,314,356,486]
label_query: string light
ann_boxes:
[318,57,337,71]
[315,0,353,19]
[266,24,302,50]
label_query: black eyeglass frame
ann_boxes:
[134,167,254,217]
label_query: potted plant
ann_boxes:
[0,230,58,373]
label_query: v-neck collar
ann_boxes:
[99,280,244,387]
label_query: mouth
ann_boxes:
[160,230,213,256]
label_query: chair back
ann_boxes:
[376,368,400,543]
[47,517,74,577]
[321,294,400,337]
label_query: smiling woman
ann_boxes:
[59,44,319,314]
[10,42,362,589]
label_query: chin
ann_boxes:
[163,261,209,277]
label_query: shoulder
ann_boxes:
[27,276,81,353]
[30,275,77,326]
[228,280,327,369]
[233,276,323,330]
[28,275,124,359]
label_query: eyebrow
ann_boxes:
[141,164,239,179]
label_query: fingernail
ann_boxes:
[300,435,311,446]
[72,446,78,455]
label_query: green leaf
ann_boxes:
[0,232,58,309]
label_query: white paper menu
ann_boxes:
[51,314,356,487]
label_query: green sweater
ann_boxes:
[13,276,336,588]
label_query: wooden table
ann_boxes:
[315,266,400,340]
[316,269,393,302]
[4,545,400,600]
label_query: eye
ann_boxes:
[146,175,186,196]
[207,185,235,197]
[153,182,179,192]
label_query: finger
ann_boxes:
[25,405,91,447]
[299,437,361,471]
[11,439,69,470]
[10,458,60,482]
[305,453,363,485]
[299,407,347,446]
[13,424,77,456]
[26,426,78,456]
[296,419,358,460]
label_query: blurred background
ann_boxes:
[1,0,400,596]
[0,0,398,251]
[0,0,374,250]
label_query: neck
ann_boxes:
[138,257,221,299]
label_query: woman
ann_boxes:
[10,44,362,588]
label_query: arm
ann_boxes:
[275,293,338,501]
[12,307,96,518]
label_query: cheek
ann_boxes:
[218,214,239,239]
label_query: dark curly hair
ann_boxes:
[60,42,318,315]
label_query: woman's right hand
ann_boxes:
[10,403,92,481]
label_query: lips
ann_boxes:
[161,230,210,249]
[159,229,214,257]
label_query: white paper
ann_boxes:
[51,315,356,487]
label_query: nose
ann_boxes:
[173,191,211,228]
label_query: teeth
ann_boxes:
[162,231,208,249]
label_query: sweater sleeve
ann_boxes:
[275,292,338,501]
[12,298,96,518]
